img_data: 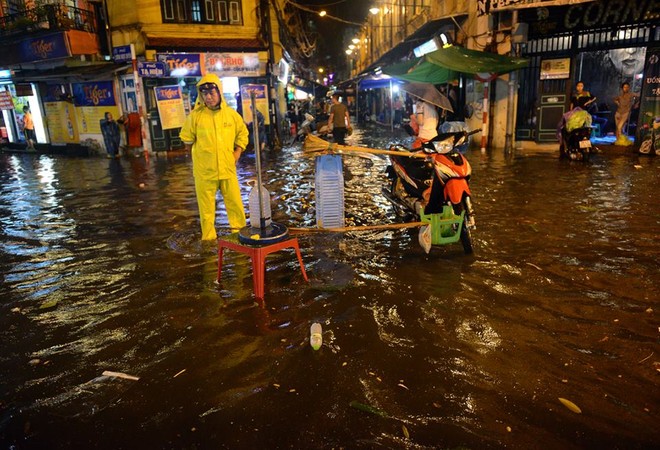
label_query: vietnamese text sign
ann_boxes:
[205,53,261,76]
[154,86,186,130]
[138,61,167,78]
[0,90,13,110]
[113,45,132,63]
[540,58,570,80]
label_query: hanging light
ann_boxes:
[319,10,327,17]
[369,7,380,14]
[352,38,360,44]
[345,49,353,55]
[348,44,355,50]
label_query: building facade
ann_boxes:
[344,0,659,149]
[0,0,289,153]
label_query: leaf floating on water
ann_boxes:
[402,424,410,439]
[558,397,582,414]
[349,401,389,418]
[39,300,58,310]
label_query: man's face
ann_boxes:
[622,84,630,93]
[575,82,584,93]
[200,83,221,109]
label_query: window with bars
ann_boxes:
[161,0,242,24]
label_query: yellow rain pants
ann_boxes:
[194,177,246,241]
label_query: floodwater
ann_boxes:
[1,125,658,449]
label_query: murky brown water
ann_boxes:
[1,125,658,449]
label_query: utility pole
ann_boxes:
[504,10,519,153]
[261,0,281,150]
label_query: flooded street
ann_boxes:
[1,124,658,449]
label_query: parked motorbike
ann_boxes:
[296,113,330,142]
[559,126,593,161]
[557,108,593,161]
[638,112,660,156]
[383,129,480,254]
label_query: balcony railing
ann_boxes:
[0,4,96,37]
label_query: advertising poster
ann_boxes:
[43,102,79,143]
[72,81,118,134]
[154,86,186,130]
[76,106,120,134]
[637,46,660,144]
[240,84,270,125]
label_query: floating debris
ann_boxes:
[173,369,186,378]
[102,370,140,381]
[558,397,582,414]
[349,401,389,418]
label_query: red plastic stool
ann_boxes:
[217,234,308,299]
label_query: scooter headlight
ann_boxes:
[432,137,454,154]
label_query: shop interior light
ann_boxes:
[352,38,360,44]
[345,49,353,55]
[369,7,380,14]
[319,10,326,16]
[348,44,355,50]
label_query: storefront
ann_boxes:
[514,0,659,142]
[131,51,281,152]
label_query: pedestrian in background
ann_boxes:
[100,112,122,158]
[328,93,351,145]
[180,73,249,242]
[22,105,36,151]
[413,99,438,148]
[614,81,638,143]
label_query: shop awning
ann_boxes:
[364,13,467,73]
[424,45,529,75]
[358,75,402,89]
[382,59,456,84]
[146,35,266,51]
[381,44,528,84]
[288,79,328,97]
[10,63,131,83]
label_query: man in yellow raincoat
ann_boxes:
[180,74,249,241]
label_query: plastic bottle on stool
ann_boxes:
[248,183,272,229]
[310,323,322,350]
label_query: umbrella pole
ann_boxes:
[389,79,394,132]
[480,79,489,152]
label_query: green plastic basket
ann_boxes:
[420,205,465,245]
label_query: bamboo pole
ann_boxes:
[288,221,424,234]
[302,134,427,159]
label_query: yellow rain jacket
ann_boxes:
[180,74,249,240]
[180,73,249,180]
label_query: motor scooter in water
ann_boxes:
[383,129,480,254]
[558,108,593,161]
[638,112,660,156]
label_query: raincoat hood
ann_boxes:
[194,73,226,110]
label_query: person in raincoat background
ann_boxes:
[100,112,123,158]
[180,73,249,241]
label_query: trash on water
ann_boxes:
[558,397,582,414]
[102,370,140,381]
[39,299,58,310]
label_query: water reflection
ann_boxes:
[1,132,659,449]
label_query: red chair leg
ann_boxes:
[292,240,308,282]
[252,248,266,299]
